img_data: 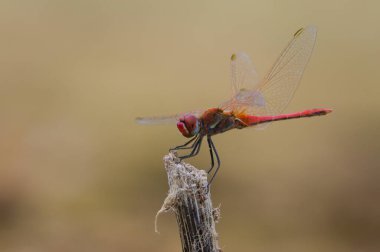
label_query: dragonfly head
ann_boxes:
[177,114,200,138]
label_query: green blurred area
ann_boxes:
[0,0,379,251]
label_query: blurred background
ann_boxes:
[0,0,379,251]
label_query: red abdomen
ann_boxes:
[240,108,332,126]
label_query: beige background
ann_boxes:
[0,0,379,251]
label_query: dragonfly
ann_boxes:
[136,26,332,186]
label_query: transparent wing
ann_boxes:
[221,52,262,113]
[230,52,259,96]
[221,26,317,129]
[136,110,203,125]
[257,26,317,116]
[136,115,181,125]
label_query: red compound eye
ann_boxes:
[176,114,199,138]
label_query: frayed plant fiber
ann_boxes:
[155,152,221,252]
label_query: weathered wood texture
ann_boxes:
[156,153,221,252]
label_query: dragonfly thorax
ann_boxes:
[177,114,200,138]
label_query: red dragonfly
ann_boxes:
[137,26,332,185]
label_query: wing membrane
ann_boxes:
[258,26,317,115]
[136,110,203,125]
[230,52,259,96]
[220,26,317,129]
[221,52,262,113]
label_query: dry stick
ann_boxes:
[156,152,221,252]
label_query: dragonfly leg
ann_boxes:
[178,136,203,160]
[169,135,198,151]
[206,136,215,174]
[207,137,220,191]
